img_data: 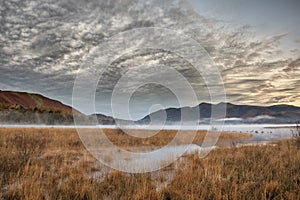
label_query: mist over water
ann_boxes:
[0,124,294,142]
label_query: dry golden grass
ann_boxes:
[161,140,300,200]
[102,128,251,150]
[0,128,299,199]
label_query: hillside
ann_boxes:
[0,90,81,125]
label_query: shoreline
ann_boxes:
[0,123,297,129]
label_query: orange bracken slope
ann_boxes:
[0,90,81,115]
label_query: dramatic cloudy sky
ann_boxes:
[0,0,299,119]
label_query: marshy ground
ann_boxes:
[0,128,299,199]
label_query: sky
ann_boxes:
[189,0,300,51]
[0,0,299,120]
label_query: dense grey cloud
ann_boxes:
[0,0,299,119]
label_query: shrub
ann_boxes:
[291,123,300,148]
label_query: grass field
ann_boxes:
[0,128,299,199]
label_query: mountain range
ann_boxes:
[139,103,300,124]
[0,90,299,125]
